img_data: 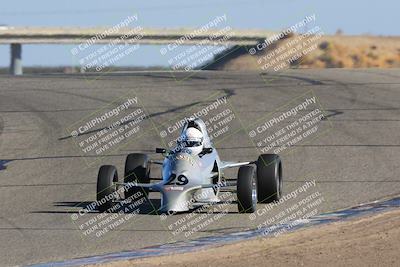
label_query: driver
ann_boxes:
[179,127,204,155]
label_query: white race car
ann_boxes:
[96,118,282,213]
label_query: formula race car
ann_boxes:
[96,118,282,213]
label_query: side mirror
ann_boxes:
[156,148,166,153]
[202,147,213,154]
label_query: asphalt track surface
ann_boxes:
[0,69,399,266]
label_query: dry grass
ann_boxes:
[302,36,400,68]
[217,35,400,70]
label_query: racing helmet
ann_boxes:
[181,127,203,155]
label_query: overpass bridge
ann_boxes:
[0,27,276,75]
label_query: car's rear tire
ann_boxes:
[256,154,282,203]
[97,165,118,213]
[237,165,257,213]
[124,153,150,200]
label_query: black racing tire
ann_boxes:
[237,165,257,213]
[124,153,150,200]
[97,165,118,213]
[256,154,282,203]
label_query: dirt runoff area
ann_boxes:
[90,209,400,267]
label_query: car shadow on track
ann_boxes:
[32,199,163,215]
[33,199,242,216]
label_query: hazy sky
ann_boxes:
[0,0,398,67]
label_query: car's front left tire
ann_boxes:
[124,153,150,200]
